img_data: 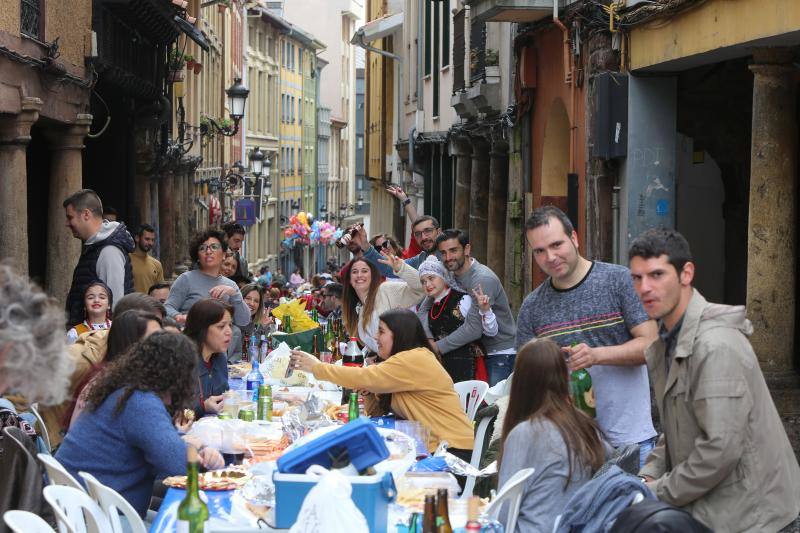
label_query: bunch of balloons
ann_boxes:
[282,211,344,248]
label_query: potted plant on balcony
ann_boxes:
[218,0,232,13]
[184,54,195,70]
[167,49,186,83]
[484,49,500,81]
[193,60,203,74]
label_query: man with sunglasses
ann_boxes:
[320,282,343,321]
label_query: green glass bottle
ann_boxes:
[283,314,293,334]
[568,342,596,417]
[177,446,208,533]
[348,391,359,422]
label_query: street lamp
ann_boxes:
[339,203,346,218]
[201,77,249,137]
[226,77,249,121]
[249,146,265,177]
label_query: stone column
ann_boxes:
[468,136,490,263]
[45,114,92,304]
[450,135,472,231]
[0,97,42,274]
[173,171,185,267]
[158,171,176,278]
[487,137,509,281]
[746,48,798,394]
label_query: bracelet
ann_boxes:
[402,198,411,206]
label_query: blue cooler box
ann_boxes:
[273,471,397,532]
[277,417,389,474]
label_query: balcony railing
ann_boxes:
[453,8,466,93]
[469,18,486,84]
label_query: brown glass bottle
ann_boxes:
[422,494,437,533]
[436,488,452,533]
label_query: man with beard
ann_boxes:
[63,189,135,325]
[426,229,517,385]
[129,223,164,294]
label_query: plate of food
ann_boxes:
[163,467,252,491]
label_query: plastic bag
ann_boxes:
[288,466,369,533]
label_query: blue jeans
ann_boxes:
[485,353,515,386]
[638,436,657,470]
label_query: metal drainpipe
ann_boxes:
[612,185,620,264]
[417,0,424,112]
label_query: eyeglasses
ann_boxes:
[375,240,391,250]
[413,227,437,239]
[198,243,222,253]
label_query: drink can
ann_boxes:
[238,409,255,422]
[257,385,272,421]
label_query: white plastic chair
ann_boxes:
[43,485,113,533]
[484,467,535,533]
[79,472,147,533]
[38,453,85,491]
[3,510,56,533]
[453,380,489,421]
[29,402,52,453]
[461,409,498,498]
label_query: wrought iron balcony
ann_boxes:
[466,0,579,23]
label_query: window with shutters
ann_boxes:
[21,0,44,40]
[442,0,450,68]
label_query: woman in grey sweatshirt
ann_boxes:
[497,338,611,532]
[164,229,250,327]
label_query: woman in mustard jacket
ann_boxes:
[290,308,474,459]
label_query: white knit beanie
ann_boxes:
[418,255,447,281]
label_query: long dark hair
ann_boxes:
[183,298,233,355]
[341,258,383,336]
[499,338,605,485]
[106,310,162,363]
[372,309,438,415]
[86,332,197,416]
[378,309,435,356]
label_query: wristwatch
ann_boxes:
[402,197,412,206]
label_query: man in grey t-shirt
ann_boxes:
[516,206,658,467]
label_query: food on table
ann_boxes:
[242,434,291,464]
[229,362,250,378]
[163,467,252,491]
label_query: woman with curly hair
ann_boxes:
[164,228,250,326]
[183,299,233,417]
[55,332,223,517]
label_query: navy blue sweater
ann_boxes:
[55,389,186,516]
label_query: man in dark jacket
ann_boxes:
[64,189,134,326]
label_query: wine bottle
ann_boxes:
[177,446,208,533]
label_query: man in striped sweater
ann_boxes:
[516,206,658,468]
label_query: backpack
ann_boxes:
[611,499,713,533]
